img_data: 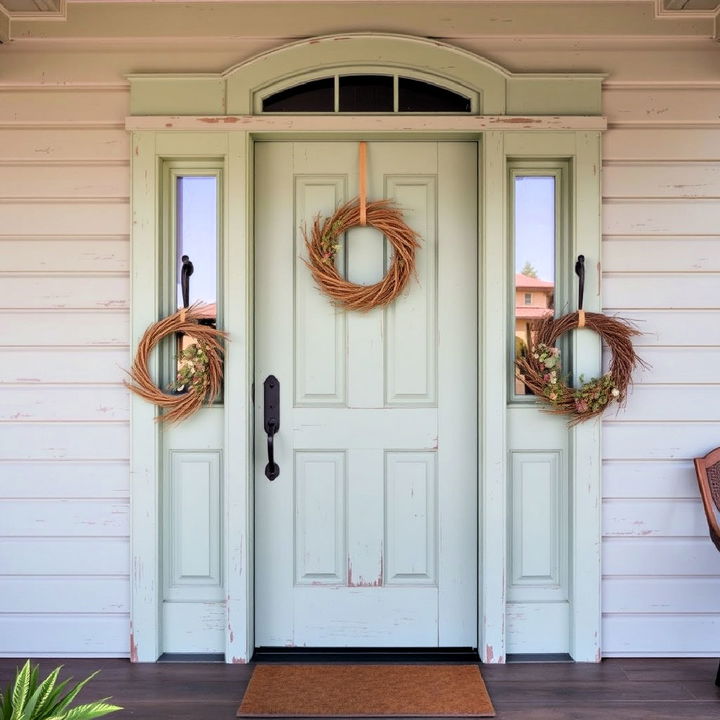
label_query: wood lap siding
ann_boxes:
[0,84,131,657]
[0,29,718,657]
[600,85,720,656]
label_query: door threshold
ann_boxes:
[506,653,573,663]
[253,647,480,663]
[158,653,225,663]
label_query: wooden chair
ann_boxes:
[693,447,720,686]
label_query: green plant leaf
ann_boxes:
[40,678,72,719]
[45,670,95,717]
[60,701,122,720]
[11,661,32,720]
[46,672,100,718]
[32,667,62,718]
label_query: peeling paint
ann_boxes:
[129,629,138,663]
[231,656,247,664]
[486,644,494,663]
[490,116,541,124]
[347,553,383,587]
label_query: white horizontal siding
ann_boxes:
[600,79,720,657]
[0,348,130,384]
[0,538,130,575]
[1,310,129,346]
[0,62,132,657]
[0,461,129,498]
[0,616,130,658]
[0,165,129,198]
[604,537,720,576]
[0,129,129,161]
[0,238,129,273]
[0,424,130,461]
[0,577,129,614]
[603,238,720,272]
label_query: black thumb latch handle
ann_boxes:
[264,375,280,481]
[180,254,194,309]
[575,254,585,311]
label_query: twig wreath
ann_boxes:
[304,198,420,311]
[515,309,646,425]
[125,304,226,423]
[303,142,421,312]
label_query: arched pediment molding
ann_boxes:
[224,34,506,114]
[129,33,603,117]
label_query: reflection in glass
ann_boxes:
[176,176,217,319]
[514,175,555,395]
[175,175,219,394]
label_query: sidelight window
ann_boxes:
[510,162,569,398]
[162,161,223,398]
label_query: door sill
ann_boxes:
[506,653,573,663]
[158,653,225,663]
[253,647,479,663]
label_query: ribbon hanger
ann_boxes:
[358,141,367,226]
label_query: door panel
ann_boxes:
[254,141,477,648]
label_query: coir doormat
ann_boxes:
[237,664,495,717]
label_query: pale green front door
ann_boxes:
[253,141,479,648]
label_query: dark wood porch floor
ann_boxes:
[0,657,718,719]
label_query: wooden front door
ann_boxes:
[254,141,478,648]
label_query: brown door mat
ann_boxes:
[237,663,495,717]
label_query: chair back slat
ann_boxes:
[707,461,720,514]
[694,448,720,553]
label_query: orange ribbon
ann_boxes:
[359,141,367,226]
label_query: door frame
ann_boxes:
[127,33,606,664]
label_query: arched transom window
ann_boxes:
[262,74,472,113]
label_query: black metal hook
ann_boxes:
[575,254,585,311]
[180,254,194,308]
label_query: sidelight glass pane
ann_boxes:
[513,175,556,396]
[176,175,218,319]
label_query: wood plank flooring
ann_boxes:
[0,658,717,719]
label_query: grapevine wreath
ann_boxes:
[515,309,646,425]
[303,198,420,311]
[303,143,420,312]
[125,304,226,423]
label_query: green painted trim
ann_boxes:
[0,8,10,44]
[507,77,603,115]
[130,76,225,117]
[223,132,254,664]
[129,33,604,665]
[480,131,508,663]
[128,34,605,118]
[569,131,603,663]
[130,130,162,662]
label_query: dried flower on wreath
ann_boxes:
[515,310,647,425]
[125,304,227,423]
[303,198,421,311]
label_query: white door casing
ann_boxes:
[254,141,478,647]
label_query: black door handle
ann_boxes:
[264,375,280,481]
